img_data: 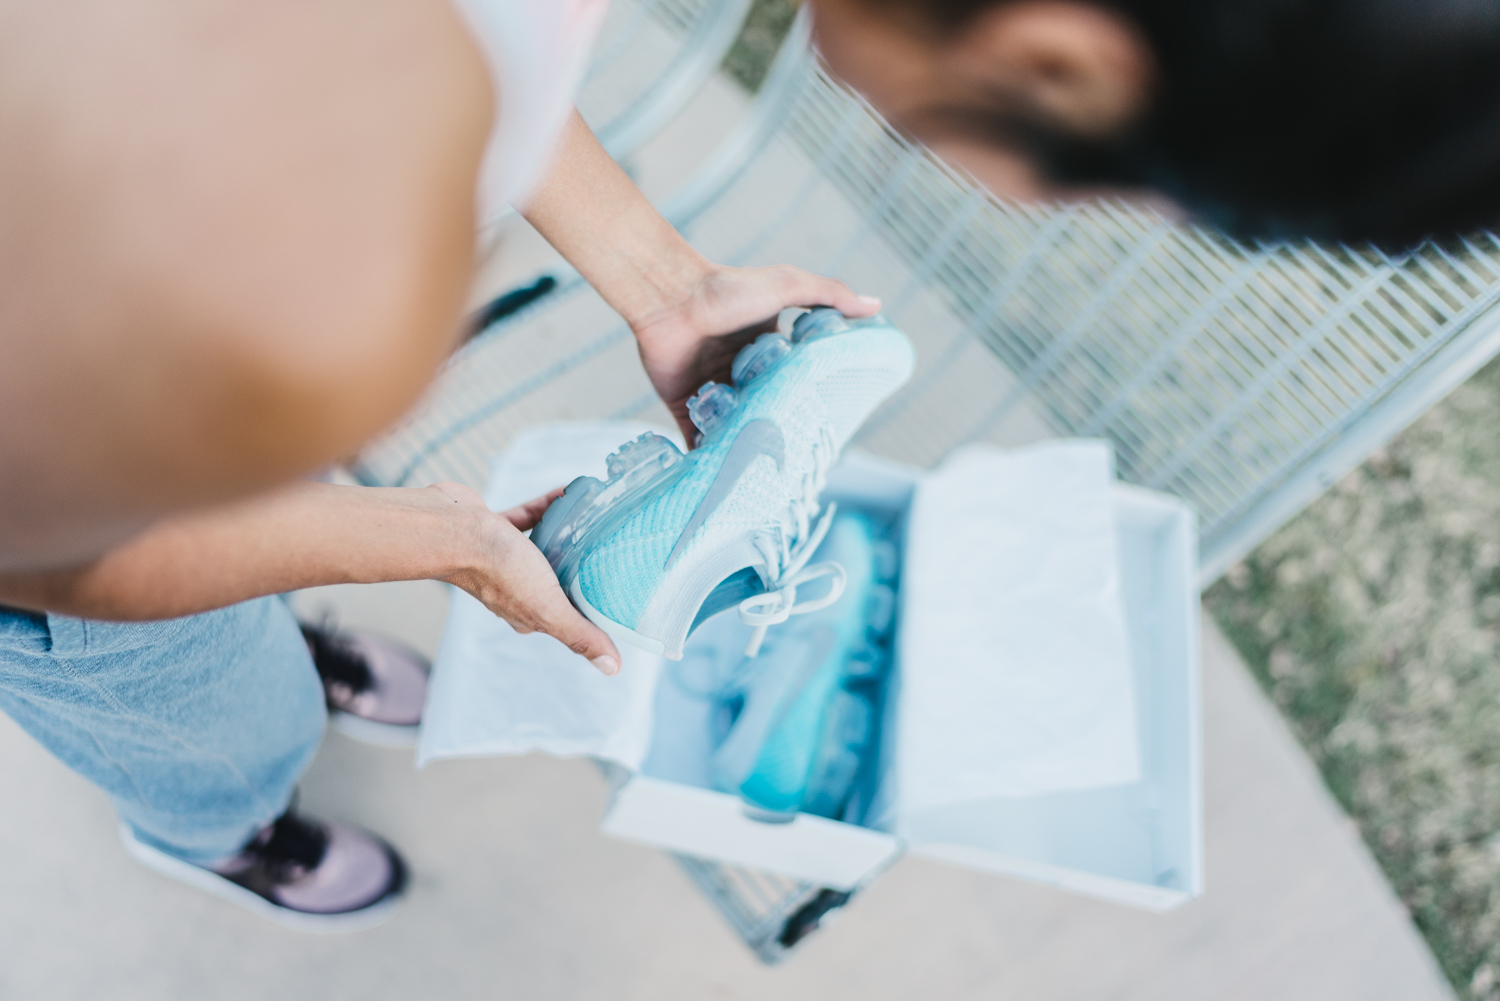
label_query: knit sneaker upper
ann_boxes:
[574,315,913,658]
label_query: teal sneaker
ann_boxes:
[709,511,898,820]
[531,309,913,660]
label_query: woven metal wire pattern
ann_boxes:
[583,0,709,95]
[357,44,1500,579]
[680,63,1500,572]
[673,854,818,964]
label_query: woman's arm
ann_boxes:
[0,481,622,675]
[521,110,883,443]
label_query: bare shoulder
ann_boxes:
[0,0,493,301]
[0,0,494,569]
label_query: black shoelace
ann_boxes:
[217,805,332,903]
[248,809,330,881]
[301,623,374,698]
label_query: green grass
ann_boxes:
[1207,356,1500,1000]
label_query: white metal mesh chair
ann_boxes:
[353,8,1500,959]
[577,0,751,161]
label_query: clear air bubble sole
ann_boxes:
[532,431,692,587]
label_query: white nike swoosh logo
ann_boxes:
[665,419,785,569]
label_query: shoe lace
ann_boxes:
[301,622,374,700]
[242,807,329,883]
[737,427,847,657]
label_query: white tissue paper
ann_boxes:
[415,422,679,769]
[891,440,1140,817]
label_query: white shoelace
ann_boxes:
[737,428,847,657]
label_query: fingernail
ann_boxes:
[858,295,881,308]
[591,655,620,676]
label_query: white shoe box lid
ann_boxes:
[418,423,1202,911]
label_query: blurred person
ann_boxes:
[809,0,1500,247]
[0,0,875,926]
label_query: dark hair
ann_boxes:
[868,0,1500,248]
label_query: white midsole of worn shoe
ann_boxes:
[570,577,674,660]
[119,825,401,933]
[329,710,420,749]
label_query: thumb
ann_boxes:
[675,412,701,450]
[534,590,623,676]
[503,487,567,532]
[778,267,881,319]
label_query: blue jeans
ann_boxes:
[0,597,326,865]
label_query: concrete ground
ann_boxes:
[0,579,1456,1001]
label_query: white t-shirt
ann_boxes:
[451,0,611,225]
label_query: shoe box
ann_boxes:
[598,445,1202,911]
[418,423,1202,913]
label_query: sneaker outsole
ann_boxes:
[328,709,421,749]
[119,825,406,932]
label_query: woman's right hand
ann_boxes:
[429,482,623,676]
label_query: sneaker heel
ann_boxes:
[533,474,605,570]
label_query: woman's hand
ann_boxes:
[432,482,623,675]
[630,264,880,445]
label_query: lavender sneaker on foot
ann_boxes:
[121,807,407,932]
[301,623,429,747]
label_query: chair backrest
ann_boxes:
[579,0,753,160]
[358,7,1500,586]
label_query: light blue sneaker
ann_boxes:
[709,511,898,820]
[532,309,913,660]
